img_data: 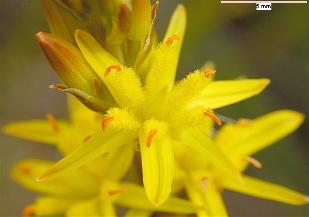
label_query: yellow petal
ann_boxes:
[66,199,101,217]
[179,127,241,180]
[75,29,119,78]
[145,5,186,94]
[127,0,152,41]
[40,0,86,42]
[116,182,196,214]
[139,119,174,205]
[11,159,99,197]
[38,128,136,181]
[29,196,75,217]
[222,175,309,206]
[203,181,228,217]
[3,120,67,145]
[219,110,304,157]
[196,79,270,109]
[185,183,210,217]
[102,66,145,107]
[124,209,152,217]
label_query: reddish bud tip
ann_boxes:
[17,164,32,175]
[108,189,125,196]
[204,69,216,79]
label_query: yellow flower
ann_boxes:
[176,110,308,216]
[11,159,196,217]
[31,4,269,206]
[5,98,196,217]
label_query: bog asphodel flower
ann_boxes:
[175,110,308,216]
[6,98,196,217]
[32,3,270,206]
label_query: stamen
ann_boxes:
[146,129,158,148]
[22,205,35,217]
[201,177,208,192]
[45,113,60,133]
[165,35,179,45]
[204,110,222,126]
[151,1,159,22]
[17,164,32,175]
[204,68,216,79]
[102,116,114,130]
[83,134,92,143]
[108,189,125,196]
[245,156,262,169]
[237,118,252,126]
[104,65,121,77]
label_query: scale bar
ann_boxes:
[221,1,307,3]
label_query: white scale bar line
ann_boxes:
[221,1,307,3]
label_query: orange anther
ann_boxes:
[46,113,60,133]
[17,164,32,175]
[245,156,262,169]
[165,35,180,45]
[22,205,35,217]
[201,177,208,192]
[237,118,252,126]
[104,65,121,77]
[204,68,216,79]
[204,110,222,126]
[108,189,125,196]
[83,134,92,143]
[102,116,114,130]
[146,129,158,148]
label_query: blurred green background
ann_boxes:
[0,0,308,216]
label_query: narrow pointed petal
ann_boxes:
[179,127,241,180]
[204,181,229,217]
[197,79,270,109]
[29,196,75,217]
[116,183,196,214]
[185,184,210,217]
[3,120,67,144]
[75,29,119,77]
[38,129,136,181]
[128,0,152,41]
[139,119,174,205]
[66,199,101,217]
[222,175,309,206]
[75,30,145,107]
[218,110,305,157]
[145,5,186,94]
[40,0,86,42]
[11,159,99,197]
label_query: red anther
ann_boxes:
[104,65,121,77]
[17,164,32,175]
[102,116,114,130]
[22,205,35,217]
[83,134,92,143]
[165,35,180,45]
[204,110,222,126]
[204,69,216,79]
[46,113,60,133]
[108,189,125,196]
[146,129,158,148]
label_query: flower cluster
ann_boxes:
[4,0,308,216]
